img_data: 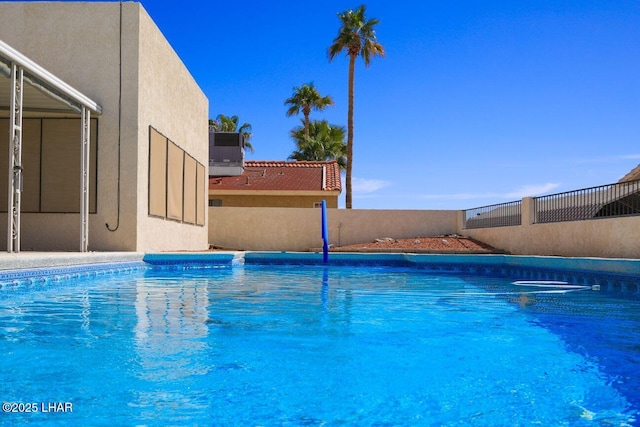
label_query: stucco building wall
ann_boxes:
[208,207,458,251]
[209,204,640,259]
[460,198,640,259]
[0,2,208,251]
[462,217,640,259]
[135,5,209,251]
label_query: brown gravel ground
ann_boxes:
[331,235,500,254]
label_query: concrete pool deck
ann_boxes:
[0,251,639,280]
[0,252,145,271]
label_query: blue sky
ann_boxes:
[141,0,639,209]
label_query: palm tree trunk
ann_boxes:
[346,54,355,209]
[304,113,310,137]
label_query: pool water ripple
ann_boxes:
[0,264,638,425]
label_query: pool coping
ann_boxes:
[0,251,637,275]
[1,252,639,292]
[0,252,146,285]
[0,252,144,271]
[142,251,640,275]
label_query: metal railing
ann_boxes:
[534,179,640,224]
[464,200,522,229]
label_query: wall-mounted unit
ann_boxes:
[209,132,244,176]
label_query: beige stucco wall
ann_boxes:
[135,5,209,251]
[460,201,640,259]
[0,2,208,252]
[0,2,131,250]
[331,209,458,247]
[210,194,339,208]
[209,204,640,259]
[209,207,458,251]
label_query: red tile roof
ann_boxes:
[209,160,342,192]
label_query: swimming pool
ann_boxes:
[1,254,639,425]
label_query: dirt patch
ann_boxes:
[331,235,500,254]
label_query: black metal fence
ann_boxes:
[464,200,522,229]
[463,179,640,229]
[534,179,640,224]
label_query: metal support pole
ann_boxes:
[80,107,90,252]
[7,63,23,253]
[321,200,329,263]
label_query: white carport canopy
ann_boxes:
[0,39,102,252]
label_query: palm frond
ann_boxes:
[328,4,384,65]
[210,114,254,153]
[288,119,347,169]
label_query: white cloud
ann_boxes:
[352,177,391,194]
[505,183,560,198]
[574,154,640,164]
[374,183,561,201]
[413,192,501,200]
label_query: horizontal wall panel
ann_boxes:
[0,119,11,211]
[21,120,42,212]
[166,141,184,221]
[148,128,167,218]
[0,118,96,214]
[196,162,205,226]
[183,154,196,224]
[0,118,41,212]
[148,126,204,227]
[40,119,98,213]
[41,119,79,212]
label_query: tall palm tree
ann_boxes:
[209,114,254,153]
[284,82,334,137]
[289,120,347,170]
[328,4,384,208]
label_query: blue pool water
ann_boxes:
[1,262,639,426]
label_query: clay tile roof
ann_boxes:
[209,160,342,192]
